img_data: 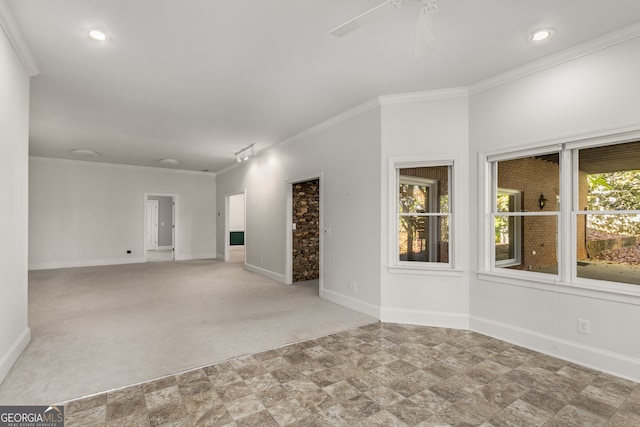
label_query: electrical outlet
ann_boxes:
[578,318,590,335]
[260,257,264,266]
[348,282,357,293]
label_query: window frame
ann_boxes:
[398,175,439,262]
[479,130,640,300]
[388,156,459,274]
[489,151,562,278]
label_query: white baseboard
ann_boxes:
[244,263,286,284]
[0,327,30,385]
[28,257,146,270]
[320,289,380,319]
[381,307,469,330]
[174,253,217,261]
[157,246,172,250]
[471,316,640,383]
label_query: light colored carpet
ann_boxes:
[0,260,375,405]
[228,246,244,263]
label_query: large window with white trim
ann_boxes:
[574,141,640,286]
[484,139,640,288]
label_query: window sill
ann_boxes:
[387,265,464,277]
[477,271,640,305]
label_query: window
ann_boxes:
[491,153,560,276]
[390,159,454,271]
[483,138,640,289]
[575,141,640,286]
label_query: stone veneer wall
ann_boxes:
[292,179,320,282]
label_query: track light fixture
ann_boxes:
[235,143,256,163]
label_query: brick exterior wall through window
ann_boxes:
[497,157,560,270]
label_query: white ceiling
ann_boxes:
[8,0,640,172]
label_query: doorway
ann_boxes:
[286,177,321,287]
[225,192,245,263]
[145,194,175,261]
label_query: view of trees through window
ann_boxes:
[398,166,450,264]
[577,141,640,285]
[581,169,640,275]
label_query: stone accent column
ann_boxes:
[292,179,320,282]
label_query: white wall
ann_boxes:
[29,158,217,269]
[469,36,640,381]
[216,106,382,316]
[229,193,245,232]
[380,92,470,329]
[0,25,30,384]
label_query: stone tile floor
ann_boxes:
[62,323,640,426]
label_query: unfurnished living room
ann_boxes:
[1,0,640,426]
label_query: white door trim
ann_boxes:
[144,193,177,260]
[224,190,246,262]
[285,173,323,288]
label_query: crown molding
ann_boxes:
[217,86,474,176]
[0,0,39,76]
[29,156,217,177]
[379,87,468,105]
[279,97,382,150]
[277,86,470,149]
[216,97,382,175]
[470,22,640,95]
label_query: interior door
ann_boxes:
[146,200,159,250]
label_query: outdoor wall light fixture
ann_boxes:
[235,143,256,163]
[539,194,548,209]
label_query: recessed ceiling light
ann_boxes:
[71,149,99,156]
[87,29,108,41]
[529,29,553,42]
[158,159,180,165]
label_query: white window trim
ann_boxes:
[478,126,640,302]
[388,156,461,275]
[399,175,439,262]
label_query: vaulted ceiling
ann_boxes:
[8,0,640,172]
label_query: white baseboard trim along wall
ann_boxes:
[320,289,380,319]
[174,253,217,261]
[244,263,286,284]
[381,307,470,330]
[28,257,146,271]
[470,316,640,383]
[0,328,30,385]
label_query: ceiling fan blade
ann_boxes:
[490,0,531,10]
[330,0,396,37]
[414,10,435,58]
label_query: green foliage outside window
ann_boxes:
[587,171,640,236]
